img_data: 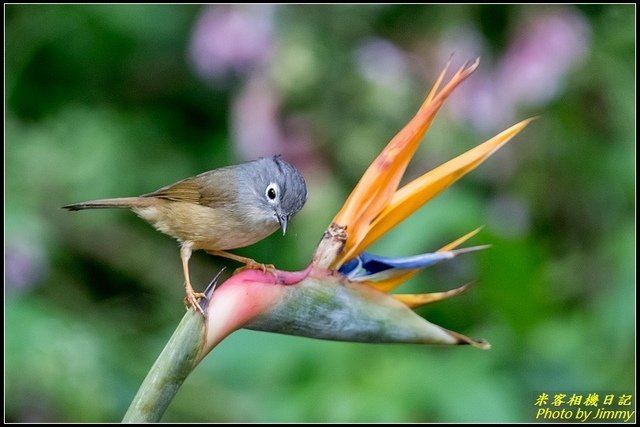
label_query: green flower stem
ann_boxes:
[122,308,205,423]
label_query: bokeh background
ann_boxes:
[5,4,635,422]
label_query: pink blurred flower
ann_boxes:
[231,76,323,172]
[355,37,409,88]
[498,8,590,106]
[441,7,590,131]
[5,241,47,294]
[188,5,275,85]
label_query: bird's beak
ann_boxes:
[278,214,288,235]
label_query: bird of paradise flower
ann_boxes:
[124,58,534,422]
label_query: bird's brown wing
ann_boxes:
[191,170,238,208]
[143,170,236,207]
[143,178,202,204]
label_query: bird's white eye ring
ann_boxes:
[265,183,279,202]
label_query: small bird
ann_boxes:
[63,155,307,314]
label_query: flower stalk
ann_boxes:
[122,307,205,422]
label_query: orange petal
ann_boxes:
[438,227,484,252]
[393,283,472,309]
[420,57,452,110]
[340,118,534,263]
[331,59,480,269]
[365,270,418,293]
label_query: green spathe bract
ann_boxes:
[245,271,483,346]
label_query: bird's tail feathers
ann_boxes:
[62,197,153,211]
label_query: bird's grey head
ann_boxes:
[241,155,307,235]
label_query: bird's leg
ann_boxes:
[181,243,206,315]
[206,250,276,276]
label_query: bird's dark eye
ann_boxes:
[266,183,279,202]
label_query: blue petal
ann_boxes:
[338,245,489,281]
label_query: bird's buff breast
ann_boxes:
[132,202,279,250]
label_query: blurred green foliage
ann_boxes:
[5,4,635,422]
